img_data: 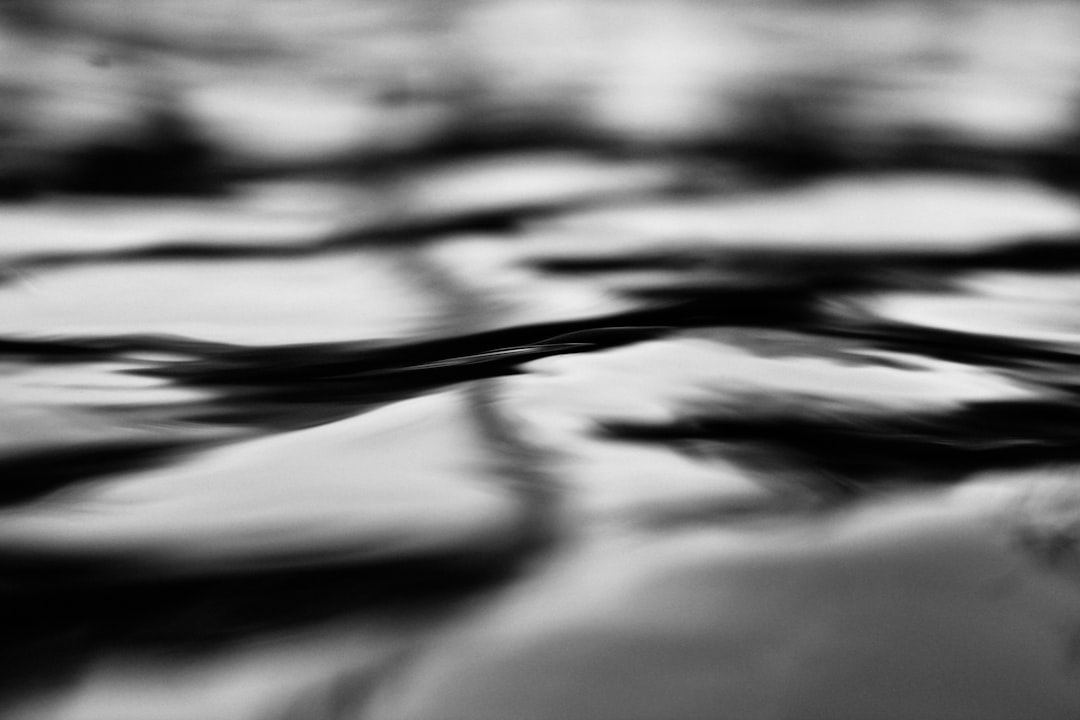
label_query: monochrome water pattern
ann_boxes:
[6,2,1080,718]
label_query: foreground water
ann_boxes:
[4,154,1080,719]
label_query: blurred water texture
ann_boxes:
[3,0,1080,184]
[6,1,1080,719]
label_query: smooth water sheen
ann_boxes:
[4,157,1080,720]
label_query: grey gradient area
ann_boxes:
[360,473,1080,720]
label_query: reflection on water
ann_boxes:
[852,271,1080,345]
[6,1,1080,716]
[3,160,1080,720]
[0,251,441,346]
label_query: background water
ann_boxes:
[5,2,1080,719]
